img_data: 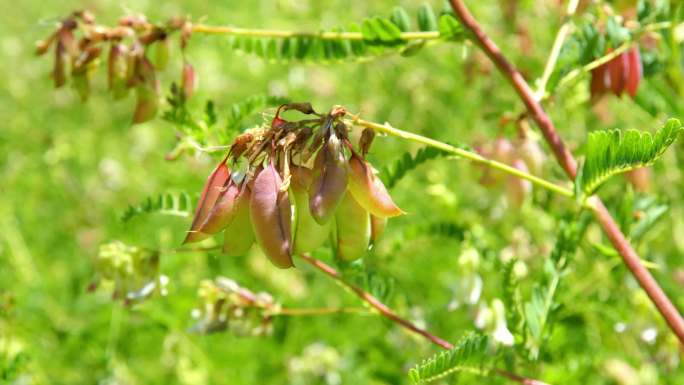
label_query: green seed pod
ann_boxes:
[131,57,159,124]
[334,191,371,261]
[370,215,388,245]
[184,159,231,244]
[199,179,241,235]
[151,38,169,70]
[250,163,293,268]
[223,186,255,256]
[108,43,129,99]
[347,152,403,218]
[309,135,348,225]
[291,166,330,254]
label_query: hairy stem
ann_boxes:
[351,117,575,198]
[192,24,440,41]
[298,253,548,385]
[449,0,684,344]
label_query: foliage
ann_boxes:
[576,118,682,198]
[121,192,195,222]
[408,333,490,384]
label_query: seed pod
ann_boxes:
[625,47,642,98]
[184,159,231,244]
[625,167,650,192]
[181,61,196,101]
[608,51,628,96]
[516,137,545,175]
[347,152,403,218]
[359,128,375,156]
[370,215,387,245]
[309,135,348,224]
[199,178,241,235]
[53,41,67,88]
[290,166,330,254]
[334,191,371,261]
[132,57,159,124]
[505,159,532,209]
[151,38,169,70]
[223,186,255,256]
[250,163,293,268]
[108,43,129,99]
[590,62,608,99]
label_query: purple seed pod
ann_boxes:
[184,158,231,244]
[347,152,403,218]
[250,163,293,268]
[309,135,348,225]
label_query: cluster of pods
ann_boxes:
[35,10,195,123]
[184,104,403,268]
[590,46,642,99]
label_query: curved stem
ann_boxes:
[297,253,548,385]
[534,0,580,100]
[270,306,369,316]
[192,24,440,41]
[449,0,684,344]
[351,117,574,198]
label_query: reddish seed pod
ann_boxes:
[223,185,255,256]
[347,152,403,218]
[199,178,241,235]
[309,135,348,225]
[181,61,196,101]
[53,41,67,88]
[250,163,293,268]
[625,47,642,98]
[184,158,231,244]
[607,51,628,96]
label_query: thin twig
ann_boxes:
[534,0,580,100]
[270,307,369,316]
[192,24,440,41]
[350,117,575,198]
[449,0,684,344]
[297,253,549,385]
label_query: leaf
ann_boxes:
[576,119,683,198]
[438,14,464,40]
[121,192,195,222]
[408,333,490,384]
[380,146,448,189]
[417,3,438,32]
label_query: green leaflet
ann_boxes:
[380,146,448,189]
[575,118,683,199]
[225,94,289,131]
[121,192,195,222]
[226,4,465,62]
[408,333,490,384]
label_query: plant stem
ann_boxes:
[297,253,548,385]
[351,117,574,198]
[449,0,684,344]
[534,0,580,101]
[270,307,369,316]
[192,24,440,41]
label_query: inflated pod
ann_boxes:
[223,185,255,256]
[347,152,403,218]
[132,57,159,124]
[290,166,330,254]
[199,179,241,235]
[309,135,348,225]
[625,47,642,98]
[334,191,371,261]
[505,159,532,209]
[184,159,230,244]
[608,51,628,96]
[250,163,294,268]
[370,215,388,245]
[107,43,129,99]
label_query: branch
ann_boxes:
[449,0,684,344]
[349,117,575,198]
[297,253,549,385]
[192,24,440,41]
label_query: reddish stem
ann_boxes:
[448,0,684,343]
[298,253,547,385]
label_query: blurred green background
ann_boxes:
[2,1,684,384]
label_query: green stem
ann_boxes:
[192,24,440,41]
[534,0,580,100]
[351,117,575,198]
